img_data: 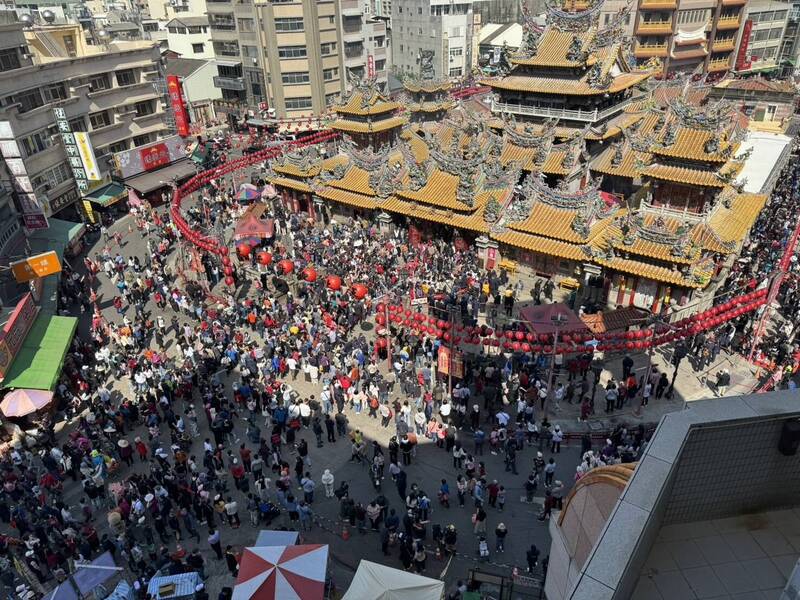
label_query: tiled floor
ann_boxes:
[632,510,800,599]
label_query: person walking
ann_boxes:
[224,545,239,576]
[495,523,507,553]
[473,507,487,536]
[207,528,222,560]
[321,469,335,498]
[550,425,563,453]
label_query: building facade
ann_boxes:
[733,0,791,76]
[633,0,746,76]
[163,15,214,58]
[0,17,170,219]
[391,0,475,79]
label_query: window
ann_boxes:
[761,46,778,59]
[449,47,463,57]
[0,48,21,72]
[134,100,155,116]
[132,134,152,146]
[68,117,87,132]
[285,96,312,109]
[417,6,421,13]
[187,26,203,33]
[320,42,336,55]
[20,130,52,158]
[449,67,463,76]
[192,43,205,53]
[242,45,259,61]
[451,26,461,37]
[399,43,403,52]
[251,81,262,97]
[89,73,110,91]
[274,17,303,31]
[282,71,309,84]
[42,82,67,103]
[278,46,307,58]
[116,69,136,86]
[15,88,44,113]
[237,18,255,32]
[90,110,112,129]
[213,41,239,56]
[375,59,385,70]
[108,140,128,154]
[753,29,769,41]
[323,67,338,80]
[677,9,709,24]
[769,27,784,39]
[31,162,72,191]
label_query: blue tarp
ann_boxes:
[255,530,299,547]
[147,572,201,600]
[42,552,117,600]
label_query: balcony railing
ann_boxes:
[213,76,245,90]
[340,0,361,15]
[634,42,669,58]
[640,200,708,224]
[712,37,735,51]
[716,15,741,29]
[210,22,236,30]
[491,95,641,123]
[637,20,673,34]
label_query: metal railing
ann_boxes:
[640,199,708,224]
[491,95,639,123]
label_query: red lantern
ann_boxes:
[512,341,521,352]
[223,266,233,276]
[219,247,229,257]
[257,251,272,266]
[634,341,644,350]
[376,314,387,326]
[428,316,437,324]
[539,334,549,343]
[532,344,542,353]
[443,332,451,342]
[376,303,385,313]
[222,257,232,267]
[505,331,514,341]
[562,334,572,344]
[302,267,318,283]
[237,243,251,257]
[437,320,447,330]
[521,342,531,353]
[376,265,385,275]
[378,337,388,348]
[503,341,512,351]
[277,259,293,274]
[625,341,635,350]
[484,327,493,337]
[417,313,427,323]
[514,331,525,341]
[327,275,342,291]
[526,332,535,343]
[543,345,552,354]
[224,276,235,286]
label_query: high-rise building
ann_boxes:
[391,0,475,79]
[733,0,791,76]
[208,0,386,124]
[633,0,746,75]
[0,14,171,220]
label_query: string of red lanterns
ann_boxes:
[378,289,768,355]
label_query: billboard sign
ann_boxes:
[53,107,101,196]
[0,121,48,230]
[114,135,187,179]
[166,75,191,137]
[11,251,62,283]
[736,19,753,71]
[0,293,39,382]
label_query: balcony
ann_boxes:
[634,42,669,58]
[213,76,245,90]
[708,58,731,72]
[344,44,364,59]
[491,95,641,123]
[716,15,741,30]
[712,37,735,52]
[722,0,746,5]
[340,0,361,16]
[210,22,236,31]
[636,20,673,35]
[640,0,676,10]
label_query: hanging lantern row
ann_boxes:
[380,294,767,355]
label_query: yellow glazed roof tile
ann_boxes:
[493,230,589,261]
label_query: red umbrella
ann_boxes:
[233,545,329,600]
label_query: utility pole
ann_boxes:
[447,304,457,396]
[545,312,568,419]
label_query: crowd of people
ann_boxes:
[2,138,798,600]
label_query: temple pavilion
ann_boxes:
[265,0,768,314]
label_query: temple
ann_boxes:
[266,0,774,315]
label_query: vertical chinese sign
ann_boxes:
[166,75,191,137]
[0,121,48,231]
[53,107,101,198]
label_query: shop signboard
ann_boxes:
[53,108,101,196]
[0,121,48,230]
[166,75,191,137]
[114,136,187,179]
[11,251,62,283]
[437,346,450,375]
[0,293,39,382]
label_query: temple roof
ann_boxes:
[510,28,599,68]
[329,116,408,134]
[403,80,452,94]
[333,73,399,116]
[486,71,649,96]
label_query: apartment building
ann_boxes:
[339,0,388,86]
[0,17,170,220]
[163,15,214,58]
[633,0,746,76]
[391,0,475,79]
[734,0,791,75]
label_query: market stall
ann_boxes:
[341,561,444,600]
[233,544,328,600]
[147,572,203,600]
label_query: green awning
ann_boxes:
[26,218,85,314]
[2,314,78,391]
[84,182,126,207]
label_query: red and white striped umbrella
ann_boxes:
[233,545,328,600]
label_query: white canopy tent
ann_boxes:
[342,561,444,600]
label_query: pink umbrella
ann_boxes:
[233,545,328,600]
[0,389,54,418]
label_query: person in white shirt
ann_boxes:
[439,400,452,425]
[495,410,510,427]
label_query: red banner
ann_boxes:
[141,143,171,171]
[0,293,39,381]
[438,346,450,375]
[166,75,190,137]
[368,54,375,79]
[735,19,753,71]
